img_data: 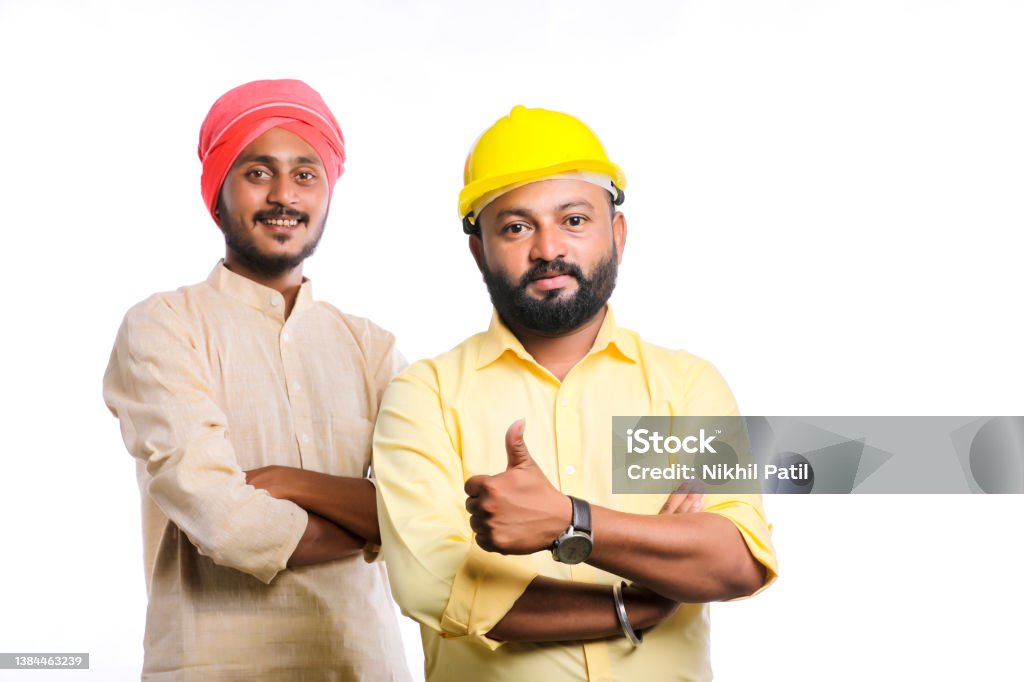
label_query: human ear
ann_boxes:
[468,233,486,274]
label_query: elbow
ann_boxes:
[187,503,303,583]
[195,532,285,583]
[722,557,767,600]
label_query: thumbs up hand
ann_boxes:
[503,417,534,470]
[464,419,573,555]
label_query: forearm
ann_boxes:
[248,467,381,544]
[287,512,365,568]
[287,472,380,544]
[488,576,674,642]
[588,506,765,602]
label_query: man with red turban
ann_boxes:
[103,80,411,681]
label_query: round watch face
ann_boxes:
[556,534,593,564]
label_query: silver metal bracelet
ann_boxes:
[612,581,643,647]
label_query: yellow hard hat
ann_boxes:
[459,105,626,233]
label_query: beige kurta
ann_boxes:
[104,262,410,681]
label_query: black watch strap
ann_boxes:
[569,496,592,534]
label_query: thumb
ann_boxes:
[505,418,533,470]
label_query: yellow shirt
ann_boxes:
[374,308,777,682]
[103,262,410,681]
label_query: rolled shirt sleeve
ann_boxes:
[702,495,779,594]
[680,357,779,591]
[103,298,307,584]
[373,360,538,650]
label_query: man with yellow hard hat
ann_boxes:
[374,105,778,681]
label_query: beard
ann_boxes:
[218,203,327,278]
[481,248,618,334]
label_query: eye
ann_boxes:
[296,171,317,183]
[566,215,587,228]
[502,222,530,235]
[246,168,271,180]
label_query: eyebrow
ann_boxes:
[556,199,594,212]
[492,198,595,221]
[236,153,324,168]
[493,207,536,221]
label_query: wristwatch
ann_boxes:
[551,496,593,564]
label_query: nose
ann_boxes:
[529,223,568,263]
[266,175,299,207]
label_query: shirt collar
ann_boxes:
[205,260,314,322]
[474,305,640,371]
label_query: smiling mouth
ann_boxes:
[260,217,301,227]
[254,208,307,229]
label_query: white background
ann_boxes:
[1,1,1022,680]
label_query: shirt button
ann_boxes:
[301,434,311,444]
[282,332,290,342]
[291,381,301,391]
[270,296,282,307]
[566,465,576,475]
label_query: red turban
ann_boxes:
[197,79,346,224]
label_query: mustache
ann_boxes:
[519,259,584,286]
[253,207,308,223]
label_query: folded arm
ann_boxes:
[288,512,366,567]
[487,576,677,642]
[104,299,310,582]
[247,466,381,545]
[586,504,767,602]
[467,420,772,606]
